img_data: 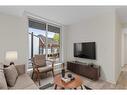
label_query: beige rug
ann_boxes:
[35,72,116,90]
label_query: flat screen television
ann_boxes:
[74,42,96,60]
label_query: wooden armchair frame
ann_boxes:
[32,56,55,86]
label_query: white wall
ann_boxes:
[121,31,125,67]
[114,14,122,82]
[66,10,117,83]
[61,25,69,63]
[124,34,127,65]
[122,27,127,66]
[0,13,28,65]
[120,23,127,67]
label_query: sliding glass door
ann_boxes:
[28,18,61,69]
[47,25,60,62]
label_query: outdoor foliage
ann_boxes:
[53,34,60,42]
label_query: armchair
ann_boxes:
[32,55,54,86]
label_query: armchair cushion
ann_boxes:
[37,65,53,72]
[4,65,18,87]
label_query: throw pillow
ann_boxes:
[4,65,18,87]
[0,63,8,89]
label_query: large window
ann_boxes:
[28,18,61,69]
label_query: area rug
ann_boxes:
[39,82,92,90]
[39,83,54,89]
[84,85,92,90]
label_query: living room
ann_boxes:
[1,6,127,90]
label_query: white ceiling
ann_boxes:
[0,6,127,25]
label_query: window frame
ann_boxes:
[27,15,62,70]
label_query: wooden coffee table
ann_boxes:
[54,74,83,89]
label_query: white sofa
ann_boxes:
[0,63,38,89]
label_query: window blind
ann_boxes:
[29,19,46,30]
[48,25,60,33]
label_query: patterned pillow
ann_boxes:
[4,65,18,87]
[0,63,8,89]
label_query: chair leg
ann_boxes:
[81,85,83,90]
[35,71,38,81]
[36,71,41,86]
[54,84,57,89]
[52,70,54,77]
[32,71,34,80]
[38,75,41,86]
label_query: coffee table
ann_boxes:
[54,74,83,89]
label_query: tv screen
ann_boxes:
[74,42,96,59]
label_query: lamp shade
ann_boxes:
[6,51,18,61]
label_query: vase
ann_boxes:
[61,69,65,78]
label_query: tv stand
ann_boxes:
[67,61,100,80]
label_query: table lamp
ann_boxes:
[6,51,18,65]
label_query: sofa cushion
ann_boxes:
[9,74,38,89]
[15,64,25,75]
[23,84,38,89]
[38,65,52,72]
[4,65,18,87]
[0,63,8,89]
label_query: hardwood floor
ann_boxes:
[33,64,127,89]
[116,64,127,89]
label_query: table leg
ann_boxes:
[61,87,65,89]
[81,85,83,90]
[54,84,57,89]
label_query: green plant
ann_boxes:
[53,34,60,42]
